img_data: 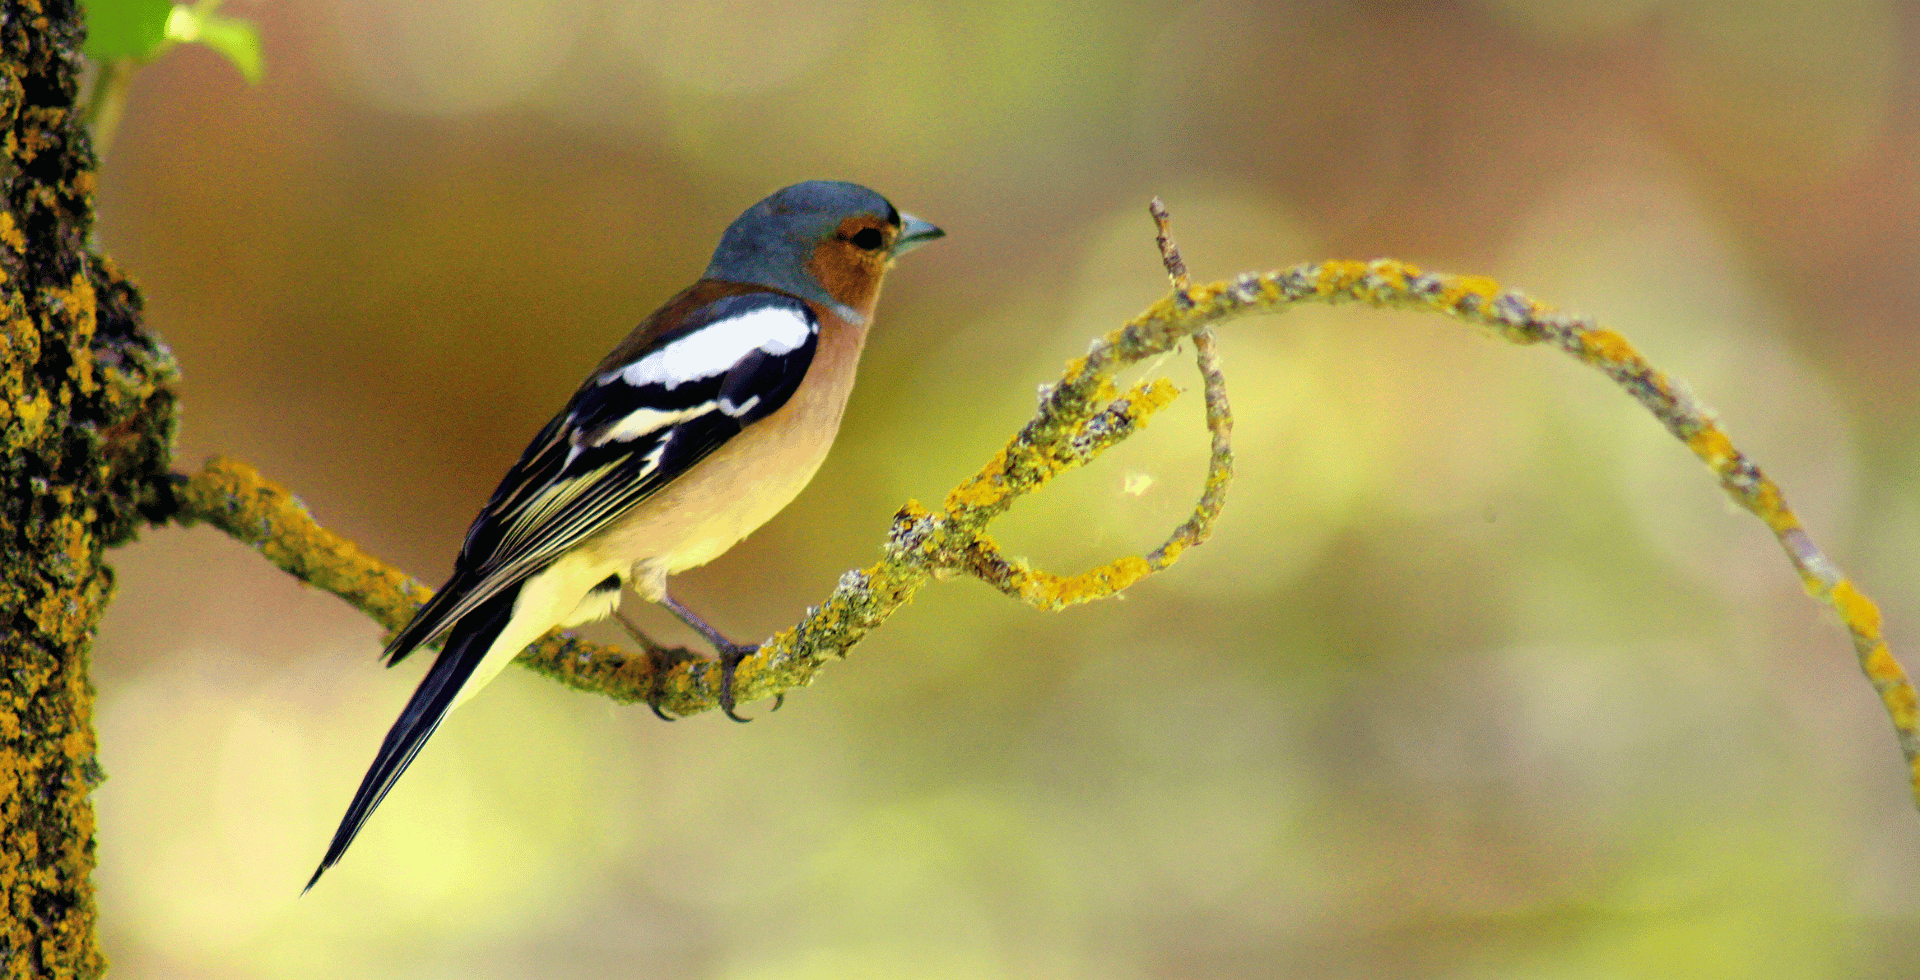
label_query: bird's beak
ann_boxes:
[892,213,945,257]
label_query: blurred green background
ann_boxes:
[88,0,1920,976]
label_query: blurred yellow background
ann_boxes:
[89,0,1920,976]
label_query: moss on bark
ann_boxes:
[0,2,178,975]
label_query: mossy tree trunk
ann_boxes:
[0,2,177,976]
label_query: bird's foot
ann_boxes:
[615,610,698,722]
[715,642,782,723]
[654,593,782,722]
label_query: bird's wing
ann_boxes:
[382,289,820,665]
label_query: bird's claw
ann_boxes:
[717,642,766,722]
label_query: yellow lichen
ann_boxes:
[1368,260,1413,291]
[1579,328,1640,365]
[1441,275,1502,309]
[1130,377,1181,418]
[13,391,49,437]
[1183,283,1224,308]
[1036,556,1153,607]
[1686,428,1736,470]
[944,452,1012,512]
[1755,485,1800,534]
[1832,579,1883,637]
[1868,644,1918,705]
[1316,260,1369,295]
[57,514,89,572]
[1153,538,1187,567]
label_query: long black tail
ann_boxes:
[304,583,520,893]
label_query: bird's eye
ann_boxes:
[850,227,886,251]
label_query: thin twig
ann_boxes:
[1149,196,1190,290]
[1146,197,1231,569]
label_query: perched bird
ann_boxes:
[306,180,943,891]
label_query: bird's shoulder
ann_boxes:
[591,279,812,375]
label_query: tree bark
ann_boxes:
[0,2,178,975]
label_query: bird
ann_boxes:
[305,180,943,891]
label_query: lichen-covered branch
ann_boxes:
[174,460,432,635]
[167,248,1919,813]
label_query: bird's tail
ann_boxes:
[304,582,521,893]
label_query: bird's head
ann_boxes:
[704,180,944,323]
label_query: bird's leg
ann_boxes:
[613,609,697,723]
[656,593,781,722]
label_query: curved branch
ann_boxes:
[166,242,1920,812]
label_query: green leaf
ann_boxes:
[82,0,174,60]
[186,14,264,84]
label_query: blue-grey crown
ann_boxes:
[703,181,897,315]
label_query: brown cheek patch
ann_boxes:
[806,239,885,316]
